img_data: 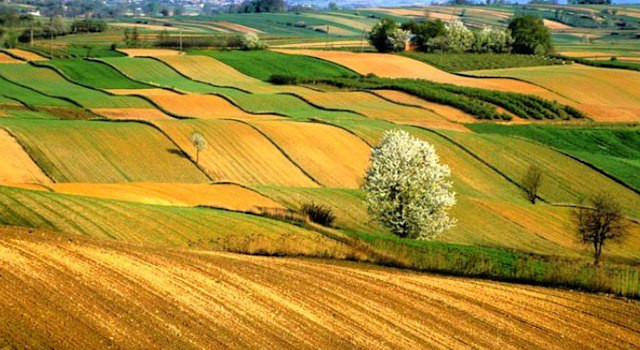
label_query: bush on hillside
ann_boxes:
[368,18,407,53]
[301,202,336,227]
[508,15,553,54]
[268,74,298,85]
[240,33,266,50]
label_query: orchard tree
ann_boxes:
[189,132,207,165]
[368,18,407,53]
[473,26,513,53]
[402,19,445,52]
[508,15,552,54]
[241,33,266,50]
[426,20,474,53]
[571,192,630,266]
[362,130,456,240]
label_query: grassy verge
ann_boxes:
[350,232,640,298]
[551,54,640,72]
[401,52,566,72]
[282,75,586,121]
[188,49,358,81]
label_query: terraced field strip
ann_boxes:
[468,64,640,122]
[371,90,475,126]
[4,49,47,61]
[442,130,640,219]
[48,182,284,211]
[0,64,156,109]
[271,40,366,48]
[44,58,150,89]
[89,108,172,120]
[109,89,281,120]
[0,77,73,109]
[0,129,52,184]
[158,55,299,94]
[297,90,467,131]
[152,119,319,187]
[0,187,339,254]
[276,50,569,102]
[2,228,638,349]
[118,48,184,57]
[213,21,263,33]
[301,13,373,32]
[101,56,218,93]
[0,52,24,64]
[0,119,208,183]
[250,121,370,188]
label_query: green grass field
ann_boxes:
[0,64,154,109]
[0,185,341,255]
[0,77,74,108]
[43,59,150,89]
[401,52,566,72]
[190,50,358,81]
[0,119,208,183]
[468,124,640,192]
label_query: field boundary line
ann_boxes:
[0,126,57,184]
[0,74,103,119]
[232,119,323,187]
[494,134,640,197]
[276,91,369,117]
[91,118,214,182]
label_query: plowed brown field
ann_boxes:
[1,227,638,349]
[47,182,284,211]
[0,129,52,184]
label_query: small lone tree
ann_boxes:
[571,192,630,266]
[362,130,456,240]
[522,165,543,204]
[189,132,207,165]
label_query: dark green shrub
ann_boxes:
[268,74,298,85]
[508,15,553,54]
[301,202,336,227]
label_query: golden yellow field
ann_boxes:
[0,52,23,64]
[5,49,47,61]
[151,119,319,187]
[1,227,638,349]
[110,22,195,31]
[110,89,282,120]
[47,182,284,211]
[214,21,263,34]
[251,121,371,188]
[371,90,475,125]
[0,129,52,184]
[469,64,640,122]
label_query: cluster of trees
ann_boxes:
[368,15,552,55]
[228,0,286,14]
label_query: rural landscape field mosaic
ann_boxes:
[0,0,639,348]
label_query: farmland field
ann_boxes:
[468,64,640,122]
[1,9,640,347]
[0,119,208,183]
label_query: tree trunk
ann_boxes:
[196,150,199,165]
[593,241,601,266]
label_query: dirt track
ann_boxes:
[1,227,638,349]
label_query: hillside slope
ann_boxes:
[1,227,638,349]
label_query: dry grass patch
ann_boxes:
[152,119,318,187]
[214,21,263,34]
[0,129,52,184]
[543,19,571,30]
[49,182,284,211]
[1,227,638,349]
[251,121,370,188]
[468,64,640,122]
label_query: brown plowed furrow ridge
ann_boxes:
[1,230,639,349]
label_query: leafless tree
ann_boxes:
[189,132,207,165]
[571,192,630,266]
[522,165,543,204]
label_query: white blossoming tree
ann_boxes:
[426,20,474,53]
[362,130,456,240]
